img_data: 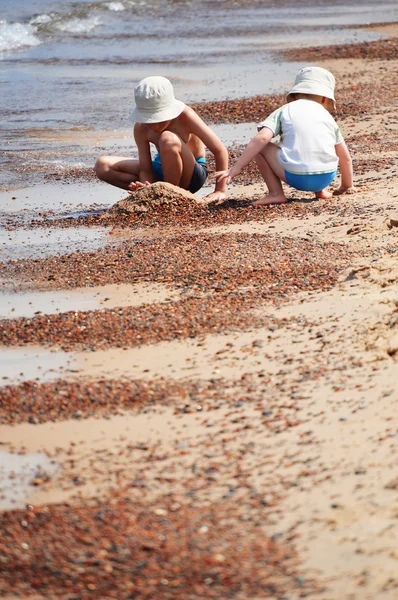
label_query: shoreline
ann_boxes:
[0,22,397,193]
[1,32,398,600]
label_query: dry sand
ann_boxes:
[0,55,397,599]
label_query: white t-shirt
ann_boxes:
[257,99,344,175]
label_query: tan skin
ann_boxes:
[95,105,228,202]
[217,94,356,205]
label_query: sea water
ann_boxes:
[1,0,398,191]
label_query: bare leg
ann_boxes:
[95,156,141,190]
[95,132,196,191]
[157,131,195,189]
[252,143,288,206]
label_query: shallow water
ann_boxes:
[0,181,123,213]
[0,347,73,386]
[0,282,179,319]
[0,181,128,259]
[1,0,398,190]
[0,226,115,261]
[0,450,57,510]
[0,327,281,387]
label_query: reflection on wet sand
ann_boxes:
[0,451,57,511]
[0,182,123,214]
[0,282,180,319]
[0,226,115,261]
[0,326,296,387]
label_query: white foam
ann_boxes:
[54,15,102,34]
[29,14,53,25]
[0,20,41,53]
[105,2,126,11]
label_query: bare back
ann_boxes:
[136,106,206,159]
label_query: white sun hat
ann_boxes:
[287,66,336,110]
[129,76,185,124]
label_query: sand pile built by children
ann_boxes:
[102,182,209,227]
[107,182,203,215]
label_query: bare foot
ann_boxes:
[333,186,357,196]
[315,188,333,200]
[252,194,287,206]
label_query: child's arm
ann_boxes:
[217,127,274,184]
[185,109,229,201]
[334,141,356,195]
[134,123,156,184]
[206,135,229,201]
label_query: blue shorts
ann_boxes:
[152,153,209,194]
[284,170,337,192]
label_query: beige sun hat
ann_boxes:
[287,66,336,110]
[129,76,185,124]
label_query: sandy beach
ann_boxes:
[1,21,398,600]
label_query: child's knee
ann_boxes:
[95,156,110,179]
[158,131,181,154]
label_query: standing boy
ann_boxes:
[96,76,228,202]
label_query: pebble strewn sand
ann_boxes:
[0,32,398,600]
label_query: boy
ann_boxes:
[95,76,228,202]
[217,66,355,205]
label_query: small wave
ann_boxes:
[54,15,102,34]
[29,14,53,26]
[0,21,41,53]
[105,2,126,11]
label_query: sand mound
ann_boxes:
[107,182,203,215]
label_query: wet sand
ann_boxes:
[1,30,398,600]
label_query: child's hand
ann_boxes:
[215,166,240,185]
[333,185,357,196]
[203,191,226,203]
[215,170,231,185]
[216,165,241,184]
[128,181,151,193]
